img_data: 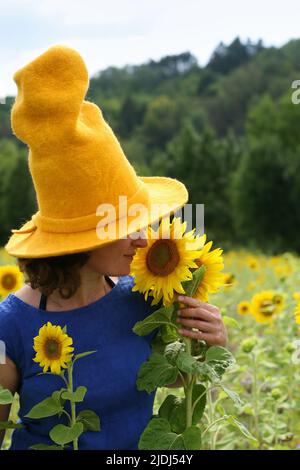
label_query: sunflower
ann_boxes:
[246,256,259,271]
[223,272,236,288]
[0,265,24,298]
[33,322,74,374]
[250,291,283,324]
[130,217,205,307]
[273,294,284,309]
[293,293,300,302]
[294,302,300,326]
[247,281,256,291]
[237,300,251,315]
[192,238,225,302]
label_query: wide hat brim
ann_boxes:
[5,176,188,258]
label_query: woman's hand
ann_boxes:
[175,295,228,347]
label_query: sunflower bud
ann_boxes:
[271,388,281,400]
[241,337,257,354]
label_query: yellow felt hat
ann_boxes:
[4,45,188,258]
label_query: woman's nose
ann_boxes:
[131,230,148,248]
[132,238,148,248]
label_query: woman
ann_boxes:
[0,45,227,450]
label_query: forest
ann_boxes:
[1,36,300,254]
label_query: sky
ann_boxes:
[0,0,299,97]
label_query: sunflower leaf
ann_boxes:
[61,386,87,403]
[226,416,257,442]
[0,386,14,405]
[138,417,181,450]
[29,444,64,450]
[164,341,185,365]
[222,316,240,330]
[182,425,202,450]
[182,265,206,297]
[219,384,243,407]
[76,410,101,432]
[49,422,84,446]
[136,352,179,393]
[24,395,63,419]
[133,305,174,336]
[205,346,235,380]
[73,350,97,363]
[160,324,179,343]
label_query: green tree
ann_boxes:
[231,136,300,253]
[156,121,241,244]
[0,139,36,245]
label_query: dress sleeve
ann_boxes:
[0,301,21,367]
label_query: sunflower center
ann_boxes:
[1,273,17,290]
[273,295,282,305]
[260,300,275,316]
[146,240,180,276]
[44,339,62,359]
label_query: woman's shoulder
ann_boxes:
[10,285,40,309]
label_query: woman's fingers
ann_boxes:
[176,317,215,332]
[178,307,213,322]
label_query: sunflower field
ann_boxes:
[1,246,300,450]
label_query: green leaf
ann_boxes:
[160,323,179,343]
[182,426,202,450]
[0,386,14,405]
[220,385,243,407]
[158,385,206,435]
[51,388,67,403]
[226,416,257,442]
[206,346,234,363]
[25,394,63,419]
[49,422,84,446]
[0,420,24,429]
[73,351,97,363]
[150,331,167,354]
[182,266,206,297]
[29,444,64,450]
[77,410,101,432]
[222,316,240,330]
[136,352,178,393]
[175,351,200,374]
[158,395,178,421]
[133,305,174,336]
[192,384,206,424]
[61,386,87,403]
[169,435,186,450]
[169,397,186,434]
[205,346,235,380]
[138,417,181,450]
[164,341,185,366]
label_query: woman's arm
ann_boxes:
[0,357,20,449]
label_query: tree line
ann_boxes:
[1,37,300,253]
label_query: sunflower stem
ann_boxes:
[182,337,194,429]
[251,352,261,448]
[68,362,78,451]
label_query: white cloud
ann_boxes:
[0,0,299,97]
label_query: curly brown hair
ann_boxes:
[17,251,92,299]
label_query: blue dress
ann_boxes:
[0,275,160,450]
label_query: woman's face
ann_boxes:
[85,230,148,276]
